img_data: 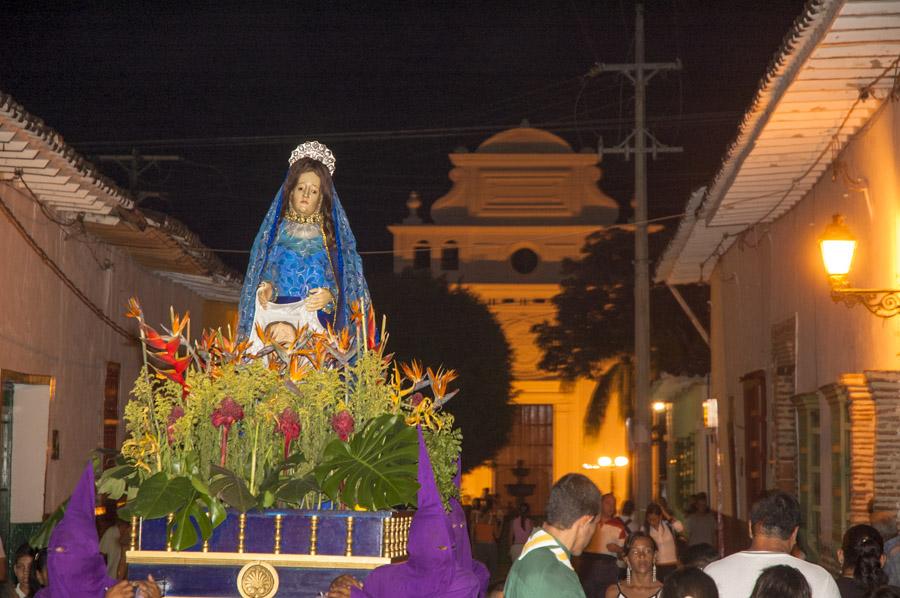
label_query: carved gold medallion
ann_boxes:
[237,561,279,598]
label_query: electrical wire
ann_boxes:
[0,183,135,341]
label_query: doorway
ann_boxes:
[0,370,52,556]
[741,371,767,514]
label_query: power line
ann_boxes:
[0,182,135,341]
[70,112,740,150]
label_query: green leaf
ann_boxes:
[132,473,194,520]
[208,464,256,513]
[257,451,306,509]
[29,500,68,549]
[198,492,227,529]
[314,414,419,510]
[272,475,319,506]
[168,492,199,551]
[96,464,139,500]
[190,499,213,541]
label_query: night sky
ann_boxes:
[2,1,806,276]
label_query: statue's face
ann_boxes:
[290,170,322,217]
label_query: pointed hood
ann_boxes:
[353,429,480,598]
[39,462,118,598]
[449,461,489,596]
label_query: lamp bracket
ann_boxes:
[831,288,900,318]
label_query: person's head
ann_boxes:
[748,565,811,598]
[283,156,335,244]
[870,510,899,543]
[544,473,602,555]
[839,524,887,591]
[660,566,719,598]
[623,531,658,576]
[487,579,506,598]
[622,499,635,517]
[645,502,663,528]
[748,490,801,546]
[682,542,719,569]
[695,492,709,513]
[264,321,297,347]
[29,547,48,592]
[13,543,34,589]
[601,493,616,518]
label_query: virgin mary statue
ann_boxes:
[238,141,370,351]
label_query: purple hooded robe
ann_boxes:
[36,462,119,598]
[449,463,490,597]
[351,428,481,598]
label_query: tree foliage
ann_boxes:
[368,269,515,472]
[533,228,709,381]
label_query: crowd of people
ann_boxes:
[496,474,900,598]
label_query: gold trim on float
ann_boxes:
[126,550,403,569]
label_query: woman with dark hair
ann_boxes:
[837,524,891,598]
[605,532,662,598]
[748,564,811,598]
[26,549,46,598]
[642,503,683,582]
[659,567,718,598]
[238,142,371,350]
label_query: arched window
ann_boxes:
[413,241,431,270]
[441,240,459,271]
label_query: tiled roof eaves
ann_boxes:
[0,91,134,210]
[700,0,844,225]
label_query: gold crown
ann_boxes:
[288,141,336,175]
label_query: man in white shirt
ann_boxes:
[704,490,840,598]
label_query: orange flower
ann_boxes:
[125,297,143,320]
[288,354,309,382]
[349,300,364,326]
[428,367,458,399]
[400,360,424,384]
[170,310,190,337]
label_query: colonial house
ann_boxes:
[390,125,630,511]
[657,0,900,563]
[0,91,240,549]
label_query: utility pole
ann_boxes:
[97,148,180,205]
[589,4,682,509]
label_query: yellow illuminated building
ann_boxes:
[389,126,630,511]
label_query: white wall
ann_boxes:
[709,101,900,517]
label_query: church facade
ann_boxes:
[389,126,630,510]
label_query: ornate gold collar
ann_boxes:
[285,209,322,225]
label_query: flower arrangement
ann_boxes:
[97,298,462,550]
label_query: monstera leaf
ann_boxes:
[314,414,419,510]
[208,464,256,513]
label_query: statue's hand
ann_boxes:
[257,282,274,309]
[306,288,334,312]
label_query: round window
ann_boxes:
[510,248,539,274]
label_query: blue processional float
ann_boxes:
[35,142,488,597]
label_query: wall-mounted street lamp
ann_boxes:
[819,214,900,318]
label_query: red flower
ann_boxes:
[166,406,185,445]
[211,397,244,429]
[275,407,301,459]
[211,397,244,466]
[331,410,355,442]
[409,392,424,407]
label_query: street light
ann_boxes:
[597,455,629,495]
[819,214,900,318]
